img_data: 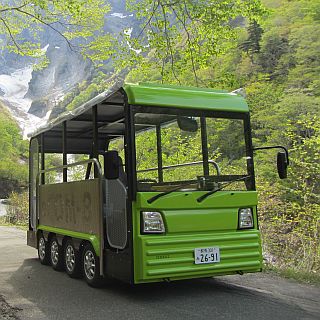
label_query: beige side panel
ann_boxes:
[39,179,101,235]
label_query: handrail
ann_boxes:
[38,158,103,178]
[137,160,220,176]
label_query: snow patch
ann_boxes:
[41,44,49,53]
[111,12,128,19]
[0,66,46,139]
[124,27,133,37]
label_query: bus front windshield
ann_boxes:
[134,107,253,193]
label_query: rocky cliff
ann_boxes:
[0,0,138,137]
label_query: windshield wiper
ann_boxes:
[196,175,251,203]
[147,182,196,204]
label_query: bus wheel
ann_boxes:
[64,239,81,278]
[38,234,50,265]
[50,236,64,271]
[82,243,102,287]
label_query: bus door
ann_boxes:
[104,150,127,249]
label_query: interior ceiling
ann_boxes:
[40,89,179,154]
[42,90,126,154]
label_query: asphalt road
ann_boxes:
[0,226,319,320]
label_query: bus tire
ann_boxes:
[38,233,50,265]
[64,239,81,278]
[82,243,102,287]
[50,236,64,271]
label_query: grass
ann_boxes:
[264,263,320,286]
[0,216,28,230]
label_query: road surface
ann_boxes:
[0,226,319,320]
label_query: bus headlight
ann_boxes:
[238,208,254,229]
[141,211,165,233]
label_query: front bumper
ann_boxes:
[134,230,262,283]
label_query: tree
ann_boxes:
[239,20,263,63]
[107,0,266,85]
[0,0,110,66]
[1,1,266,83]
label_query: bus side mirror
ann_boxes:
[104,151,120,180]
[277,152,288,179]
[177,116,198,132]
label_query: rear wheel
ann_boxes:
[50,236,64,271]
[82,243,102,287]
[64,239,81,278]
[38,234,49,265]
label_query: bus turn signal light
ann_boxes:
[238,208,253,229]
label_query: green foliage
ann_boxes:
[5,191,29,225]
[244,0,320,275]
[135,116,247,187]
[124,0,266,85]
[0,0,110,67]
[0,102,28,186]
[129,0,320,276]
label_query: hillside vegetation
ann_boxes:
[128,0,320,276]
[0,102,28,197]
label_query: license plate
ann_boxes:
[194,247,220,264]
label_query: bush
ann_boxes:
[5,191,29,226]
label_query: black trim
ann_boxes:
[132,106,256,197]
[133,105,247,120]
[62,121,67,182]
[200,117,209,176]
[92,105,99,178]
[40,134,45,185]
[156,125,163,183]
[255,206,259,230]
[125,103,137,201]
[253,145,289,165]
[28,137,39,231]
[244,113,256,190]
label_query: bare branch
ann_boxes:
[161,58,165,84]
[0,17,21,52]
[16,8,76,52]
[137,0,160,39]
[160,3,181,84]
[171,4,200,86]
[160,1,181,6]
[0,4,28,13]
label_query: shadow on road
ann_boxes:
[9,258,313,320]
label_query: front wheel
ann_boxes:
[82,244,102,287]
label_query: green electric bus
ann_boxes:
[27,83,289,286]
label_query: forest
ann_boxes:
[0,0,319,281]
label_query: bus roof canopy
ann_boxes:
[30,83,248,154]
[124,83,248,112]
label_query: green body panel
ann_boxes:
[37,225,100,256]
[124,83,249,112]
[132,191,262,284]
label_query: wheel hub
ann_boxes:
[39,238,46,260]
[51,241,59,265]
[84,251,95,280]
[65,245,75,272]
